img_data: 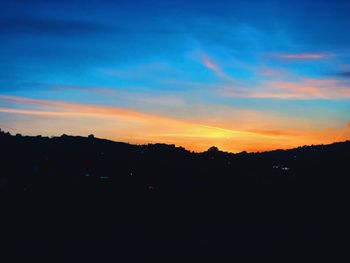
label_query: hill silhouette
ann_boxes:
[1,129,350,260]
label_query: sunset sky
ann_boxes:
[1,0,350,152]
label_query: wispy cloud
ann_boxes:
[200,54,232,80]
[220,78,350,100]
[274,52,329,60]
[0,95,158,120]
[267,79,350,99]
[248,129,298,137]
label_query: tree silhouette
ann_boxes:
[207,146,219,152]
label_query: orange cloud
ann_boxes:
[249,129,298,137]
[0,95,167,121]
[0,98,282,139]
[268,79,350,99]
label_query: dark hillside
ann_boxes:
[1,129,350,260]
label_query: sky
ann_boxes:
[1,0,350,152]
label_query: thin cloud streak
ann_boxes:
[220,78,350,100]
[275,53,328,60]
[201,54,232,81]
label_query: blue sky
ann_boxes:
[0,0,350,152]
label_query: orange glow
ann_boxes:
[0,95,348,153]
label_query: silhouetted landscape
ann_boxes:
[1,128,350,259]
[3,0,350,260]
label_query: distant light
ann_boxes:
[273,165,290,171]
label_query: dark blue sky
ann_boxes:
[1,0,350,152]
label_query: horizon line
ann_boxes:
[1,128,349,155]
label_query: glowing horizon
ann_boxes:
[1,95,348,153]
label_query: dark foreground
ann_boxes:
[1,130,350,260]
